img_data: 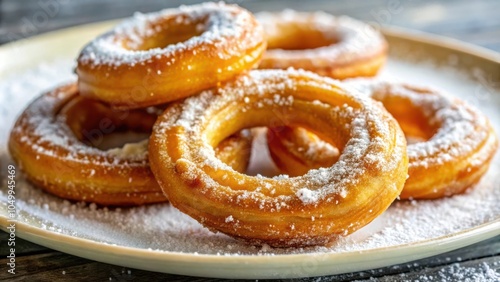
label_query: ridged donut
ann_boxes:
[267,80,499,199]
[149,69,408,247]
[8,83,253,205]
[256,10,387,79]
[77,2,266,109]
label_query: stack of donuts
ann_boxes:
[8,2,498,247]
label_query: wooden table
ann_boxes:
[1,0,499,281]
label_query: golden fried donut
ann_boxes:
[149,69,408,247]
[77,2,266,109]
[256,10,387,79]
[268,81,499,199]
[8,83,253,206]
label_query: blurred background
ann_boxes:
[0,0,499,51]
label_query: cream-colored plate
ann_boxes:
[0,21,499,279]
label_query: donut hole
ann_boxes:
[60,97,157,150]
[121,16,205,51]
[265,20,341,51]
[201,100,351,178]
[92,131,151,151]
[264,103,436,177]
[399,122,433,145]
[60,96,252,170]
[375,92,438,144]
[209,127,285,178]
[380,105,434,144]
[266,25,338,50]
[212,130,254,174]
[267,126,340,176]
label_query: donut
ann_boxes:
[267,80,499,199]
[149,69,408,247]
[256,10,387,79]
[8,83,253,206]
[77,2,266,109]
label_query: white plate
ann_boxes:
[0,21,499,279]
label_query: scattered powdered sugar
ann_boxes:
[391,262,500,282]
[79,2,261,67]
[0,59,75,144]
[431,262,500,282]
[0,55,499,257]
[296,188,321,204]
[355,261,500,281]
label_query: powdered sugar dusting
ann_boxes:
[79,2,260,67]
[431,262,500,282]
[12,84,150,165]
[296,188,320,204]
[1,56,499,256]
[154,69,402,207]
[344,79,496,171]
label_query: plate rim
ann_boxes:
[381,25,500,63]
[1,216,498,278]
[1,21,499,279]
